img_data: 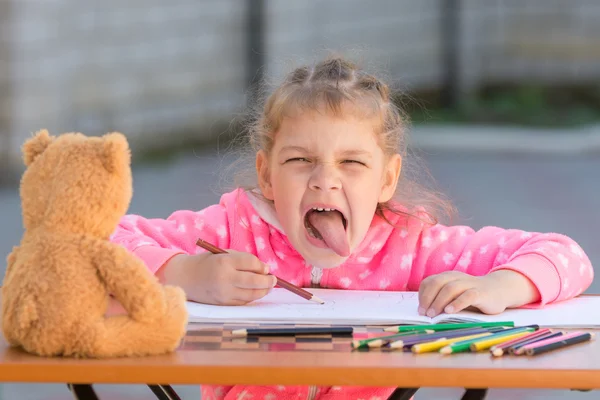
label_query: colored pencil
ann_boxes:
[232,326,354,337]
[196,238,324,304]
[383,321,514,333]
[351,330,435,349]
[524,332,594,356]
[519,331,579,351]
[440,327,535,354]
[385,326,508,349]
[410,333,492,353]
[470,331,533,352]
[490,328,552,357]
[490,328,551,351]
[519,331,588,353]
[512,332,564,355]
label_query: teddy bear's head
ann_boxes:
[19,130,133,238]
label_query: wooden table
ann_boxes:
[0,320,598,400]
[2,295,600,400]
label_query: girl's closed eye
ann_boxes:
[285,157,310,163]
[341,159,368,167]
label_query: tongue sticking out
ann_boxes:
[307,210,350,257]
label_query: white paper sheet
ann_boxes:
[458,295,600,328]
[187,289,432,325]
[185,288,600,327]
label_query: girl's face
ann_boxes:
[256,110,402,269]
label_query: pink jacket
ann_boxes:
[111,188,593,400]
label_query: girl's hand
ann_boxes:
[158,251,277,306]
[417,270,540,317]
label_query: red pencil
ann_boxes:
[196,238,324,304]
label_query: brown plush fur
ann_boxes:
[1,130,188,358]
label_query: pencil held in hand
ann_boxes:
[196,239,324,304]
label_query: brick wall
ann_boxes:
[0,0,14,182]
[1,0,248,171]
[265,0,444,91]
[0,0,599,175]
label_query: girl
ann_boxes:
[111,57,593,400]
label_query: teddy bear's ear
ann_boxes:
[22,129,54,166]
[101,132,131,173]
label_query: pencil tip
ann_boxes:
[231,329,247,336]
[440,347,452,355]
[492,349,503,357]
[311,296,325,304]
[383,327,396,332]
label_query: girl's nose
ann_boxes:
[308,165,341,191]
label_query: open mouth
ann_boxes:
[304,207,347,239]
[303,207,350,256]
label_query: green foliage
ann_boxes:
[406,84,600,128]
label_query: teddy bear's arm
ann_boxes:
[5,246,19,277]
[93,241,167,322]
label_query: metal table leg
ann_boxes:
[67,384,99,400]
[461,388,488,400]
[388,388,419,400]
[148,384,183,400]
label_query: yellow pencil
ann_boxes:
[470,331,533,352]
[409,333,492,353]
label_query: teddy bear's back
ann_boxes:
[2,233,109,353]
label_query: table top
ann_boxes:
[1,319,599,389]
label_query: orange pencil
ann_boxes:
[196,238,324,304]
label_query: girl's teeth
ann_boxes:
[312,207,334,212]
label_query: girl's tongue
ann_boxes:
[306,210,350,257]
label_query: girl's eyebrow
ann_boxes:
[340,149,372,159]
[279,145,309,153]
[279,146,373,159]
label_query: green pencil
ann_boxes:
[383,321,514,333]
[351,329,434,349]
[440,327,535,354]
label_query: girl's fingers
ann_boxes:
[233,270,277,289]
[426,280,470,317]
[443,288,480,314]
[418,273,460,315]
[232,254,270,274]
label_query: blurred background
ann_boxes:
[1,1,600,399]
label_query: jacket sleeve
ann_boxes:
[110,204,231,274]
[409,224,594,306]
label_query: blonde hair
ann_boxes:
[225,56,456,226]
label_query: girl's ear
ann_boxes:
[256,150,274,200]
[378,154,402,203]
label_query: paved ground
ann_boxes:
[0,145,598,400]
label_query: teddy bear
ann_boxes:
[1,129,188,358]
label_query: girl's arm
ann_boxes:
[111,192,274,305]
[409,224,594,307]
[110,203,231,275]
